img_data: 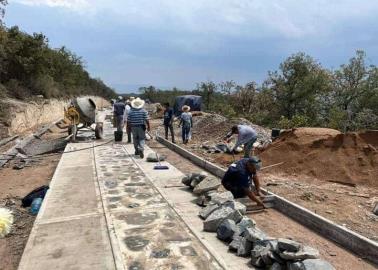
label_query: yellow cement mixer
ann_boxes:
[64,97,103,141]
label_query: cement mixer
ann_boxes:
[64,97,103,141]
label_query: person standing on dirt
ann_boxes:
[123,97,135,143]
[127,98,150,158]
[179,105,192,144]
[163,102,175,143]
[113,96,126,132]
[225,125,257,158]
[222,157,265,207]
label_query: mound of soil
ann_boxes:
[258,128,378,187]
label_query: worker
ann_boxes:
[127,98,150,159]
[224,125,258,158]
[163,102,175,143]
[179,105,192,144]
[222,156,265,207]
[113,96,126,132]
[123,97,135,143]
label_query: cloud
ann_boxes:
[13,0,90,11]
[12,0,378,40]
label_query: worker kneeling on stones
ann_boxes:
[222,157,265,207]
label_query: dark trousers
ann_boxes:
[222,168,247,198]
[164,124,175,142]
[182,125,191,143]
[127,129,132,143]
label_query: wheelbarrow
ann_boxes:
[64,97,103,142]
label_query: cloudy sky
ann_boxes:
[4,0,378,92]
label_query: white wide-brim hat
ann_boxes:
[131,98,145,109]
[182,105,191,112]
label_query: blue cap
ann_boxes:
[249,156,261,170]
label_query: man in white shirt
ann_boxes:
[123,97,134,143]
[224,125,258,158]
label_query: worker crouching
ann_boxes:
[222,157,265,208]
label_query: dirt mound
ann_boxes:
[258,128,378,187]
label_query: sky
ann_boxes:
[4,0,378,93]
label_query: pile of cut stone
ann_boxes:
[182,173,335,270]
[181,172,221,197]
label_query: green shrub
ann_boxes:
[327,107,347,131]
[6,79,29,99]
[353,109,378,130]
[278,115,310,129]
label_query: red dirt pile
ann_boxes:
[258,128,378,187]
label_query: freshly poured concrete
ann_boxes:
[19,115,229,270]
[18,143,116,270]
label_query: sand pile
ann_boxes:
[258,128,378,187]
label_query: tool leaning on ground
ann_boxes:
[153,153,169,170]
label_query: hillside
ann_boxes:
[0,25,116,100]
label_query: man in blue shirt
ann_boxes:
[127,98,150,159]
[163,102,175,143]
[222,157,265,207]
[225,125,258,158]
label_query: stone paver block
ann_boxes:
[204,206,243,232]
[193,177,221,195]
[199,204,220,220]
[237,217,256,234]
[216,219,238,242]
[288,259,335,270]
[236,237,252,257]
[277,238,302,252]
[210,191,234,205]
[280,246,319,261]
[244,227,267,242]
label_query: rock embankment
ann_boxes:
[0,96,109,139]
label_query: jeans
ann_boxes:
[182,125,191,142]
[244,137,257,158]
[131,126,145,153]
[164,124,175,142]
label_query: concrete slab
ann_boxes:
[18,140,116,270]
[18,215,115,270]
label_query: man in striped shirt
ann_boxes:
[127,98,150,158]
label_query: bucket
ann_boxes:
[114,131,123,142]
[271,128,280,139]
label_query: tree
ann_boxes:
[0,0,7,23]
[266,52,331,124]
[197,81,217,110]
[233,82,258,114]
[332,50,370,131]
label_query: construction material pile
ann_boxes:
[192,113,272,146]
[259,128,378,187]
[181,173,335,270]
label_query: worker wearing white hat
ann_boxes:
[123,98,133,143]
[127,98,150,158]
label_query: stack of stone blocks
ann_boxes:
[182,172,335,270]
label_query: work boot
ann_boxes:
[135,150,139,155]
[140,150,144,159]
